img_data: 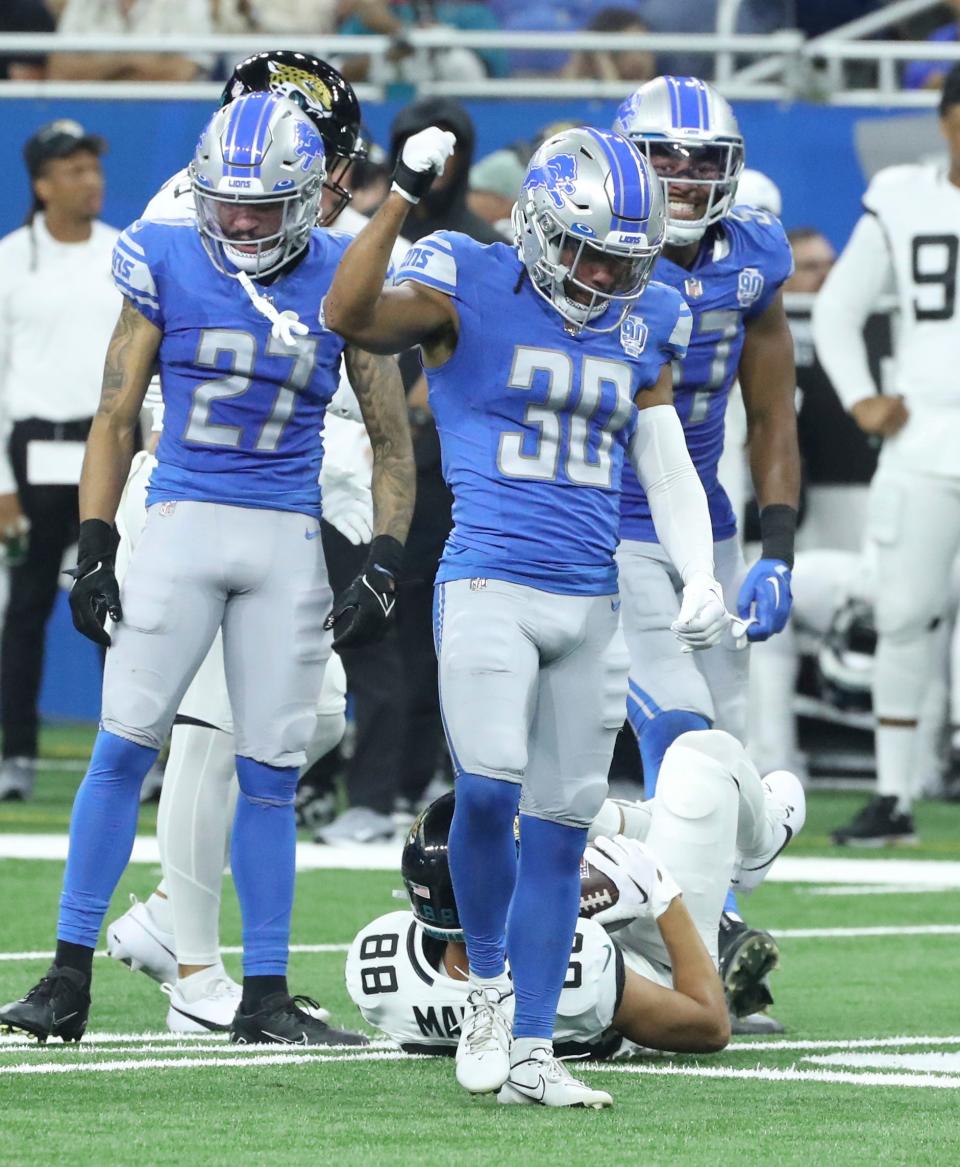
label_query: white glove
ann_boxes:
[584,835,682,929]
[320,463,374,546]
[671,571,730,651]
[392,127,457,204]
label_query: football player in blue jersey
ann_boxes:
[612,77,799,1025]
[324,123,729,1107]
[0,92,415,1047]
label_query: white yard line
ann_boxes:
[4,835,960,885]
[0,1050,416,1075]
[592,1061,960,1089]
[0,943,349,962]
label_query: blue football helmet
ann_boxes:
[512,126,666,334]
[190,91,327,278]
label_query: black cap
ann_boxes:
[24,119,105,179]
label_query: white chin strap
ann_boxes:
[224,240,284,274]
[554,281,609,326]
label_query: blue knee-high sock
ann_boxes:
[232,757,300,977]
[448,772,520,978]
[507,814,586,1039]
[634,709,710,799]
[58,730,158,948]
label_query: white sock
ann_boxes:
[176,962,231,1001]
[875,723,917,813]
[145,890,173,934]
[511,1037,551,1064]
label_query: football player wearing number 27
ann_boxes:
[325,123,728,1108]
[0,92,415,1047]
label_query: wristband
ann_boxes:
[759,505,797,568]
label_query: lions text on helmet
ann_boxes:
[512,127,666,334]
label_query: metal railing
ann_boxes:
[0,0,954,107]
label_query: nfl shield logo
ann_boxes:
[737,267,765,308]
[620,314,649,357]
[684,277,704,299]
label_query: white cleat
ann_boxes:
[732,770,807,893]
[106,895,177,985]
[455,986,514,1094]
[163,969,242,1033]
[498,1046,613,1109]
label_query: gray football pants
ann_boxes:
[102,501,332,768]
[434,578,630,827]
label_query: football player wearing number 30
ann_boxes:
[611,77,799,1025]
[325,123,728,1107]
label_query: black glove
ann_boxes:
[67,518,122,647]
[324,534,403,650]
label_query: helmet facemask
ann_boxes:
[193,181,322,278]
[635,137,744,246]
[514,202,660,333]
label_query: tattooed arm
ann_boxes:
[343,344,416,544]
[79,298,162,524]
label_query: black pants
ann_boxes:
[321,520,403,816]
[396,576,445,803]
[1,417,92,760]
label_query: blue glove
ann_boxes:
[736,558,792,642]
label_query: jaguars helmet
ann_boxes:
[613,76,744,247]
[817,598,876,715]
[222,51,363,224]
[512,126,665,334]
[190,92,326,279]
[400,792,463,943]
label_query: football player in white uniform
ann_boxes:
[347,730,805,1073]
[102,53,403,1035]
[813,64,960,845]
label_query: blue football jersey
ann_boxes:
[394,232,691,596]
[619,207,793,543]
[112,219,348,519]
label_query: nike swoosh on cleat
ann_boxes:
[51,1011,78,1027]
[510,1075,547,1103]
[262,1030,309,1045]
[305,529,322,541]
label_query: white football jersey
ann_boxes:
[814,162,960,476]
[345,911,623,1058]
[865,164,960,406]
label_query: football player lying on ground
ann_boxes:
[346,729,804,1067]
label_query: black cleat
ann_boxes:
[229,993,369,1047]
[831,795,918,847]
[718,913,780,1019]
[0,965,90,1043]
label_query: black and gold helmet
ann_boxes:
[401,792,463,942]
[221,50,364,224]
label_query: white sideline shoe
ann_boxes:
[731,770,806,893]
[106,895,177,985]
[498,1045,613,1109]
[163,968,242,1033]
[455,986,513,1094]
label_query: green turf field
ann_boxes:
[1,725,960,1166]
